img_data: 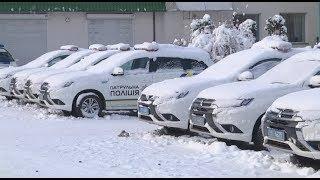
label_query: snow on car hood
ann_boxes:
[142,75,222,98]
[197,80,288,101]
[0,66,32,78]
[27,68,70,85]
[44,70,97,89]
[13,67,47,80]
[270,88,320,114]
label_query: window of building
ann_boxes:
[280,13,305,42]
[234,14,260,41]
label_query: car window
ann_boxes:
[156,57,184,72]
[47,55,69,67]
[249,58,282,78]
[92,58,107,66]
[190,60,208,71]
[120,57,151,74]
[0,49,14,64]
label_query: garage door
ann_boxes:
[88,15,133,46]
[0,18,47,66]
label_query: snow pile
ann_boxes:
[251,35,292,52]
[60,45,79,51]
[134,42,159,51]
[106,43,130,51]
[0,98,319,177]
[265,14,288,41]
[88,44,107,51]
[314,42,320,49]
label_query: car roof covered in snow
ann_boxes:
[87,44,212,73]
[198,47,307,79]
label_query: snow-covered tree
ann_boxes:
[211,24,241,60]
[238,19,257,50]
[265,14,288,41]
[189,14,214,53]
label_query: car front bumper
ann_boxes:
[188,98,259,143]
[0,78,13,97]
[38,87,73,111]
[137,95,191,129]
[262,112,320,159]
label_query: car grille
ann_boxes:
[267,108,298,121]
[140,94,154,102]
[191,98,215,114]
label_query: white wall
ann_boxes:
[132,12,154,44]
[47,12,88,51]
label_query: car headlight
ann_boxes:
[63,81,74,88]
[232,98,254,107]
[176,91,189,99]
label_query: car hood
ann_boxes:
[13,67,47,80]
[142,76,223,97]
[271,89,320,112]
[28,68,70,84]
[197,80,289,100]
[44,70,96,89]
[0,66,31,78]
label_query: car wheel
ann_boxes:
[252,123,266,151]
[74,94,103,118]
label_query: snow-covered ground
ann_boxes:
[0,98,319,178]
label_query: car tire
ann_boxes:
[73,94,103,118]
[252,123,266,151]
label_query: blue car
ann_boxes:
[0,44,16,68]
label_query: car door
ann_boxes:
[248,58,283,79]
[105,57,154,110]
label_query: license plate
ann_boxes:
[267,127,286,141]
[191,115,206,126]
[138,106,150,115]
[38,93,44,100]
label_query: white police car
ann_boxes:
[24,43,130,103]
[137,38,309,133]
[0,45,79,99]
[189,50,320,149]
[0,44,16,68]
[38,42,212,118]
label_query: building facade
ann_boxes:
[0,2,318,65]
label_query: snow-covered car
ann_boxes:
[0,44,16,68]
[10,47,94,99]
[38,42,212,118]
[188,50,320,149]
[262,88,320,159]
[24,44,129,103]
[137,41,307,131]
[0,45,79,99]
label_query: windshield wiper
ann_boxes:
[270,81,289,84]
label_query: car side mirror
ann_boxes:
[309,75,320,88]
[112,67,124,76]
[44,63,49,67]
[237,71,254,81]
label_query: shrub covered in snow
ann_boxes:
[189,14,214,52]
[265,14,288,41]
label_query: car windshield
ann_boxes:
[257,59,320,84]
[197,49,271,79]
[0,49,14,63]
